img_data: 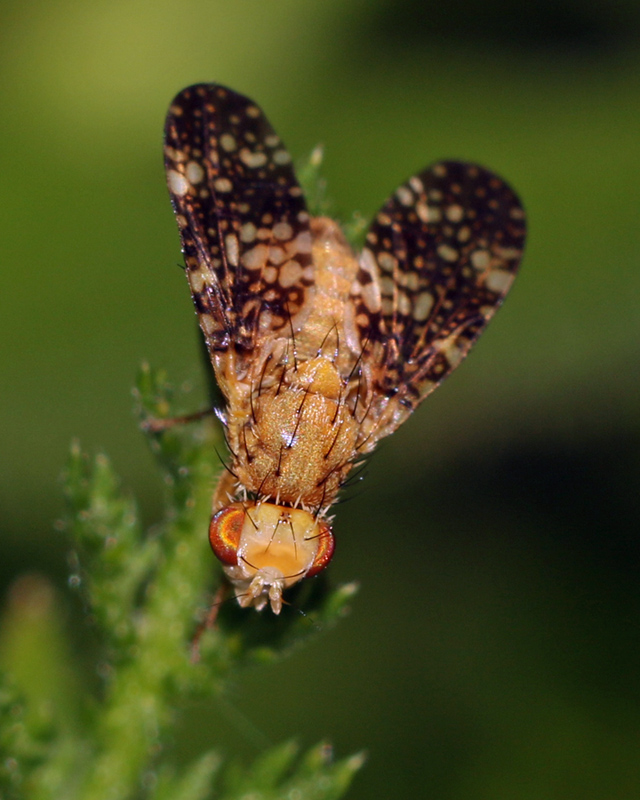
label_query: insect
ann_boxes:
[164,83,526,613]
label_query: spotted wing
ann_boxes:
[164,84,312,363]
[355,160,526,432]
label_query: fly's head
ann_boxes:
[209,502,335,613]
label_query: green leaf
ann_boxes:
[63,444,155,652]
[0,673,51,800]
[219,741,365,800]
[150,751,222,800]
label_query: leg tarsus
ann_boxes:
[190,582,229,663]
[141,407,214,433]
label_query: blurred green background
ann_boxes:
[1,0,639,797]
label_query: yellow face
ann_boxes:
[209,502,334,613]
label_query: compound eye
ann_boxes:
[209,504,245,566]
[306,522,335,578]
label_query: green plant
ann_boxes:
[0,364,363,800]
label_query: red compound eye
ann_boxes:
[306,522,335,578]
[209,504,245,566]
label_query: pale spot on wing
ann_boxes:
[437,336,464,369]
[495,246,523,260]
[377,252,395,272]
[269,245,286,264]
[381,296,394,315]
[273,222,293,241]
[239,148,268,168]
[188,269,205,293]
[214,177,233,193]
[400,270,419,291]
[396,186,414,206]
[361,280,381,313]
[445,204,464,222]
[412,291,434,321]
[200,314,223,336]
[397,291,411,316]
[471,250,490,270]
[416,202,430,223]
[220,133,237,151]
[240,222,257,243]
[186,161,204,184]
[437,244,459,262]
[279,259,303,288]
[296,231,313,253]
[242,243,269,270]
[224,234,240,267]
[165,146,184,162]
[286,231,312,256]
[167,169,189,196]
[380,276,395,296]
[359,247,383,287]
[486,269,515,294]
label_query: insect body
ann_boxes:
[164,84,526,612]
